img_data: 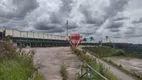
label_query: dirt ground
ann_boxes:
[24,47,81,80]
[105,57,142,76]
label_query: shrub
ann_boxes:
[119,64,122,68]
[71,47,119,80]
[60,63,68,80]
[0,42,44,80]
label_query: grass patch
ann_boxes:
[33,71,45,80]
[0,42,44,80]
[83,46,125,57]
[83,46,141,80]
[88,62,119,80]
[71,47,119,80]
[103,59,142,80]
[60,63,68,80]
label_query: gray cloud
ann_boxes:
[0,0,39,30]
[95,0,129,34]
[79,4,104,26]
[66,21,79,29]
[108,22,124,28]
[125,27,136,34]
[59,0,74,17]
[0,0,39,19]
[127,34,142,38]
[0,0,142,43]
[104,0,128,19]
[35,21,57,30]
[111,33,122,38]
[132,17,142,24]
[35,23,64,33]
[79,0,129,36]
[81,32,94,36]
[50,12,61,24]
[34,20,64,33]
[110,29,120,32]
[33,0,76,33]
[114,16,130,21]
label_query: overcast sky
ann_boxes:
[0,0,142,43]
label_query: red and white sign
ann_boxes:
[68,34,83,48]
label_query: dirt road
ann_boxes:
[30,47,80,80]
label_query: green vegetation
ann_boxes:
[83,46,142,80]
[88,62,119,80]
[71,47,119,80]
[103,59,142,80]
[4,35,12,42]
[0,42,44,80]
[33,71,44,80]
[93,43,142,58]
[60,63,68,80]
[83,46,125,57]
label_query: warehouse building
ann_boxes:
[0,27,69,47]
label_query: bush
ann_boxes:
[113,49,125,56]
[60,63,68,80]
[0,42,44,80]
[71,47,119,80]
[119,64,122,68]
[83,46,126,57]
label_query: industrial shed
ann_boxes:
[0,27,69,47]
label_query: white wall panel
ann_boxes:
[63,36,66,40]
[50,35,53,39]
[39,33,44,39]
[43,34,47,39]
[56,36,59,40]
[53,35,57,40]
[21,31,28,38]
[34,32,39,38]
[46,34,50,39]
[32,32,35,38]
[5,29,13,36]
[28,32,34,38]
[13,30,20,37]
[4,28,66,40]
[47,34,51,39]
[59,36,62,40]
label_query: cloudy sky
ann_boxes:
[0,0,142,43]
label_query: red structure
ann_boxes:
[68,34,83,48]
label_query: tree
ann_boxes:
[106,36,108,43]
[83,38,87,46]
[83,38,87,42]
[90,37,94,41]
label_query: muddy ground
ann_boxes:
[24,47,81,80]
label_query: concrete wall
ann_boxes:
[34,32,39,38]
[5,29,13,36]
[28,32,34,38]
[13,30,20,37]
[21,31,27,38]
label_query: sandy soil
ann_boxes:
[24,47,81,80]
[105,57,142,75]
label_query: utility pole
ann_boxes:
[101,37,103,46]
[66,20,68,37]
